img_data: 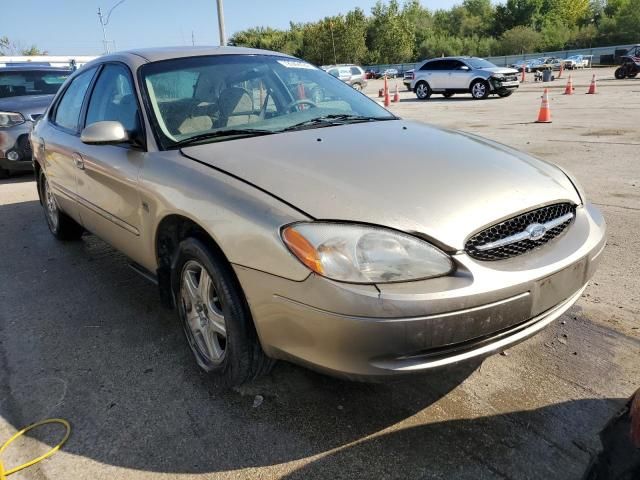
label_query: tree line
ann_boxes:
[229,0,640,65]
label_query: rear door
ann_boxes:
[74,62,146,261]
[418,60,442,89]
[427,60,453,90]
[41,66,98,221]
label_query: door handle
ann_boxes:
[72,152,85,170]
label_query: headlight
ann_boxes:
[0,112,25,128]
[281,222,453,284]
[492,74,505,81]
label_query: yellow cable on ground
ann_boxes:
[0,418,70,479]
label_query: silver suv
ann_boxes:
[407,57,519,100]
[324,64,368,91]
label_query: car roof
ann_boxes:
[107,46,292,63]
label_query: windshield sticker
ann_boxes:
[277,60,316,70]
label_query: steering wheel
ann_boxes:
[287,99,318,112]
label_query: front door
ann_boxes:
[74,63,146,261]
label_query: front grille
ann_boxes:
[465,203,576,261]
[505,75,518,82]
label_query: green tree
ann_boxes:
[21,45,48,56]
[367,0,415,63]
[499,25,543,54]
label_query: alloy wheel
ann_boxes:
[180,260,227,364]
[472,82,487,99]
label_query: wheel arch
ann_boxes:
[154,213,230,309]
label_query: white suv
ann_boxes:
[407,57,520,100]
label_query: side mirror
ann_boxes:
[81,121,129,145]
[460,65,470,71]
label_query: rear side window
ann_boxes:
[86,64,140,133]
[350,67,362,75]
[53,67,97,131]
[420,61,439,71]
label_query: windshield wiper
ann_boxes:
[282,114,396,132]
[174,128,275,148]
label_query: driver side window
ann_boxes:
[85,64,140,134]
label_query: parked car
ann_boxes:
[563,55,590,70]
[536,57,564,71]
[380,68,399,78]
[323,64,368,90]
[32,46,605,384]
[365,68,378,79]
[511,59,542,73]
[409,56,520,100]
[0,65,72,177]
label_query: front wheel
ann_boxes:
[39,172,84,240]
[497,89,514,98]
[415,81,431,100]
[172,238,273,385]
[614,67,626,79]
[470,80,490,100]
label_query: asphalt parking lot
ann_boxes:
[1,67,639,479]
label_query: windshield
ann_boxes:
[465,58,498,69]
[140,55,395,149]
[0,70,70,98]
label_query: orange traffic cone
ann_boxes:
[564,74,574,95]
[393,84,400,102]
[384,76,390,107]
[586,74,597,94]
[536,88,552,123]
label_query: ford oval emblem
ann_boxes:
[526,223,547,241]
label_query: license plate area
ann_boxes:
[531,258,587,316]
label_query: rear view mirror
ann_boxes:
[81,121,129,145]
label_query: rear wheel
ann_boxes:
[39,172,84,240]
[352,82,363,91]
[415,81,431,100]
[614,67,626,79]
[442,92,455,98]
[470,80,490,100]
[172,238,273,385]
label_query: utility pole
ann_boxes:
[97,0,126,54]
[191,31,195,46]
[216,0,226,46]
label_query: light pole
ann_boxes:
[97,0,126,54]
[216,0,226,46]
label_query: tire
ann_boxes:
[39,172,84,241]
[497,89,513,98]
[172,237,273,386]
[628,72,638,78]
[470,79,490,100]
[352,82,363,91]
[442,92,454,98]
[614,67,626,80]
[415,81,431,100]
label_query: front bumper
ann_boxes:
[0,122,34,172]
[235,203,606,379]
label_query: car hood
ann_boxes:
[482,67,520,75]
[0,94,55,117]
[182,121,580,250]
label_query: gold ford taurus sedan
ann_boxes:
[31,47,606,384]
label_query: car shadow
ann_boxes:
[280,398,624,480]
[0,170,36,184]
[0,199,479,474]
[400,96,504,103]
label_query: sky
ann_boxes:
[1,0,460,55]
